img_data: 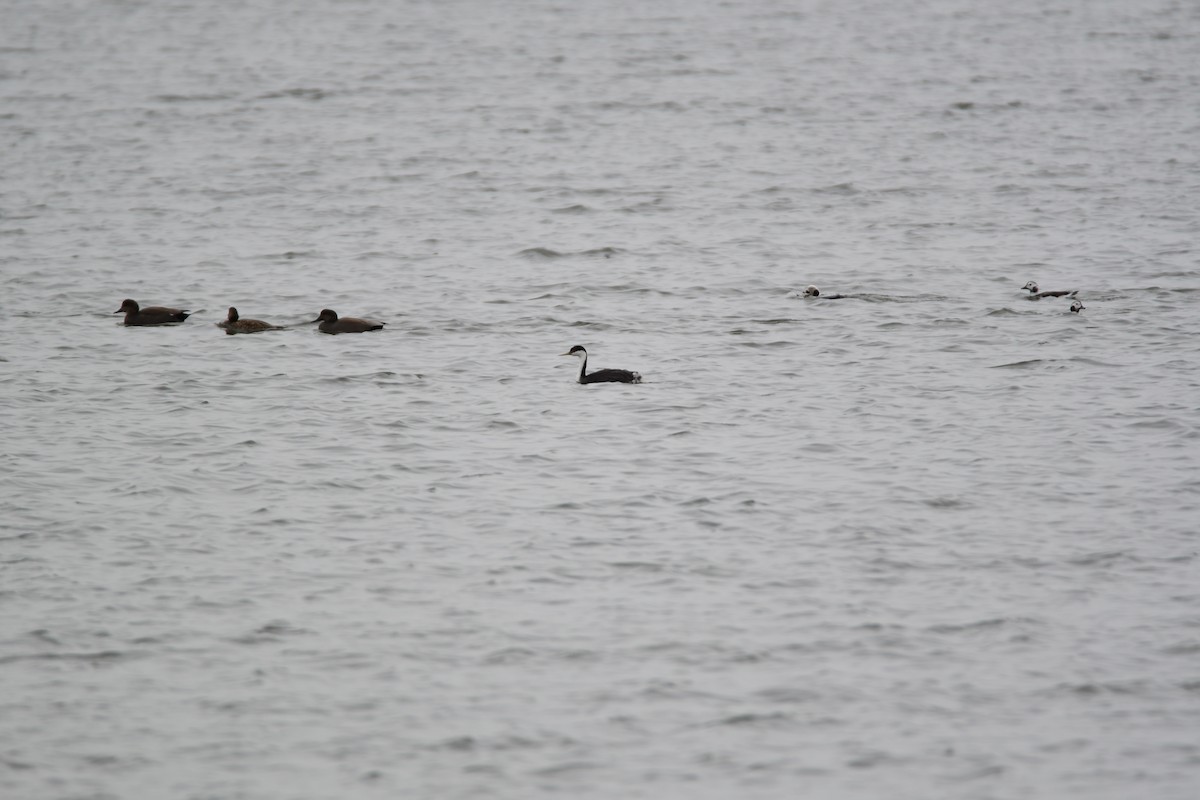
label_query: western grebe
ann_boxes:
[115,299,190,326]
[561,346,642,384]
[218,307,283,334]
[312,309,385,334]
[1021,281,1078,299]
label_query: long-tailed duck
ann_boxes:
[1022,281,1078,299]
[803,285,847,299]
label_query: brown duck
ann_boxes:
[312,308,385,334]
[115,298,190,326]
[218,307,284,334]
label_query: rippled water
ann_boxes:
[3,0,1199,797]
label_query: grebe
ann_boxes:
[1070,299,1085,313]
[218,307,283,334]
[115,299,190,326]
[803,285,846,299]
[312,309,385,334]
[561,346,641,384]
[1021,281,1078,299]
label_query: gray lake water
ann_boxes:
[2,0,1199,797]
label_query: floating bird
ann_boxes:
[561,345,641,384]
[218,307,283,334]
[1021,281,1077,299]
[802,285,846,299]
[312,308,385,334]
[1070,299,1085,313]
[115,299,189,326]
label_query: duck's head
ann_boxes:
[115,298,139,314]
[313,309,338,323]
[803,285,820,297]
[1021,281,1039,293]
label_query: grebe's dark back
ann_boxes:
[561,346,641,384]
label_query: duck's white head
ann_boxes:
[803,285,820,297]
[1022,281,1039,293]
[1070,299,1085,313]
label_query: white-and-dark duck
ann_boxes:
[802,285,847,299]
[1070,299,1085,313]
[1021,281,1078,299]
[561,346,641,384]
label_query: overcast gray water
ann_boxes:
[2,0,1199,798]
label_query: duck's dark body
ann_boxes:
[313,308,385,334]
[115,299,190,326]
[218,307,282,334]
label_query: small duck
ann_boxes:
[1021,281,1078,299]
[312,308,385,334]
[1070,299,1085,313]
[218,307,283,334]
[115,298,190,326]
[802,285,846,299]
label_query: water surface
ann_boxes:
[2,1,1199,798]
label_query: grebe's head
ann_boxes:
[803,285,820,297]
[1070,299,1085,313]
[560,345,587,358]
[1022,281,1039,293]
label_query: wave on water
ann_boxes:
[517,247,563,259]
[990,357,1126,369]
[256,87,331,101]
[516,246,627,260]
[153,93,236,103]
[810,182,860,195]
